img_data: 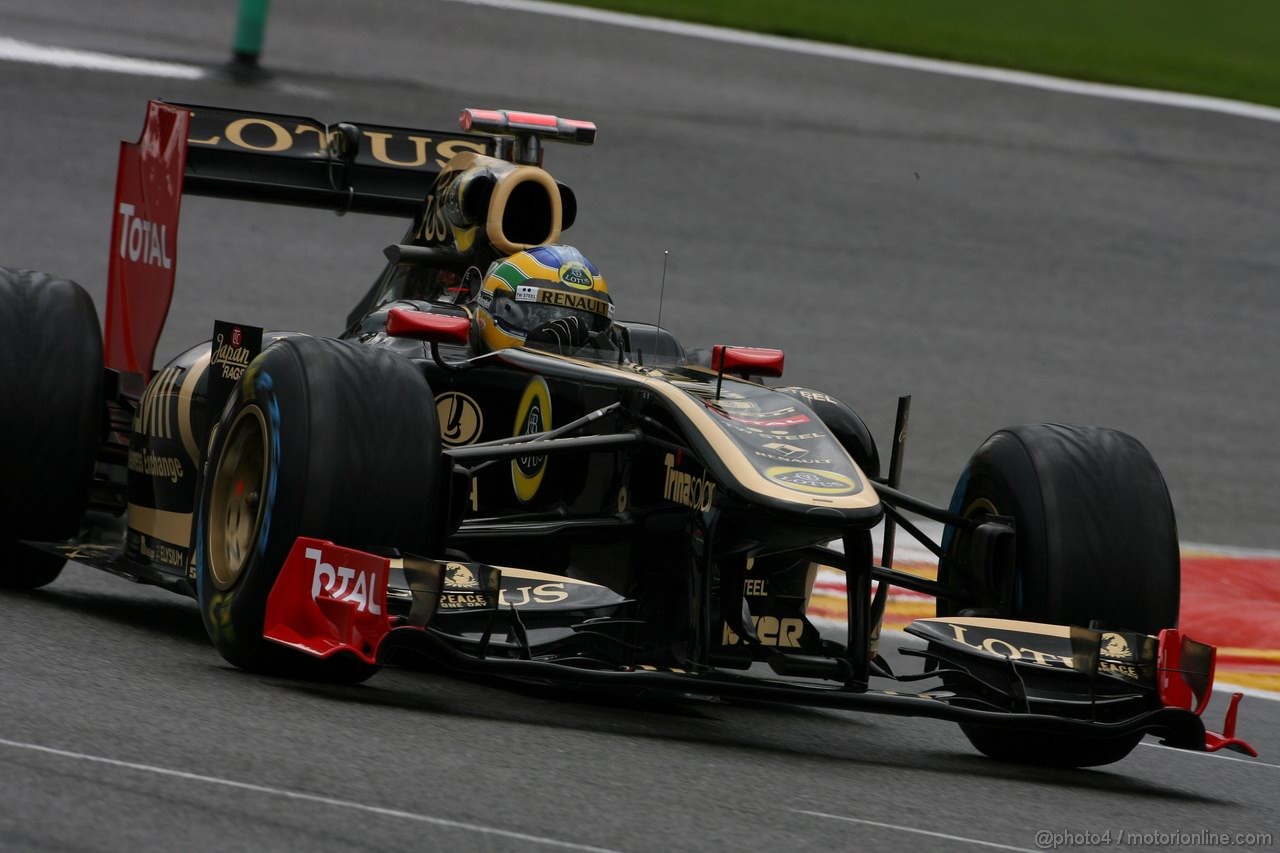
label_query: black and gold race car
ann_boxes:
[0,101,1255,768]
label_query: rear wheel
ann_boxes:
[940,423,1180,767]
[196,336,444,682]
[0,268,103,589]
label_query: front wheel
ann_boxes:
[940,423,1180,767]
[196,336,445,682]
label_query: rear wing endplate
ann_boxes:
[105,100,492,378]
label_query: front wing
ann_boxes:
[263,537,1256,756]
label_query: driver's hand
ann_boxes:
[525,316,590,351]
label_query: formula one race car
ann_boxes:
[0,101,1255,768]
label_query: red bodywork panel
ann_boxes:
[387,308,471,345]
[1157,628,1257,756]
[712,345,785,378]
[105,101,189,380]
[460,108,596,145]
[104,99,496,379]
[263,538,396,665]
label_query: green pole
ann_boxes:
[232,0,272,69]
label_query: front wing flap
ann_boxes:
[263,538,404,665]
[905,616,1257,756]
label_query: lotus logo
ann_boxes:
[764,466,858,496]
[446,563,479,589]
[516,404,544,476]
[559,262,594,290]
[512,376,551,503]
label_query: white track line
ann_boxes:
[1139,742,1280,771]
[1182,541,1280,559]
[8,5,1280,127]
[793,810,1037,852]
[0,36,205,79]
[1214,682,1280,703]
[0,737,621,853]
[441,0,1280,125]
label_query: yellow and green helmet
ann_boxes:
[475,245,613,352]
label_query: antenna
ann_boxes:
[655,250,669,360]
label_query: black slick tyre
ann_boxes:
[940,423,1180,767]
[196,336,443,683]
[0,267,103,589]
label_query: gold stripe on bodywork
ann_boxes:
[492,566,600,587]
[146,367,176,438]
[524,352,880,511]
[154,370,168,438]
[128,503,193,548]
[913,616,1078,638]
[387,558,603,589]
[642,372,880,508]
[159,368,179,439]
[178,350,212,464]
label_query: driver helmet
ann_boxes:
[475,245,613,352]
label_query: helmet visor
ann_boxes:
[489,287,613,341]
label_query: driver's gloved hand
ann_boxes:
[525,316,590,352]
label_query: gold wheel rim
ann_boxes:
[939,497,1003,615]
[963,497,1000,525]
[207,406,269,591]
[947,498,1001,557]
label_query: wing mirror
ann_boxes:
[711,345,784,400]
[387,308,471,346]
[712,345,785,378]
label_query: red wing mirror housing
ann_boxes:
[711,345,785,378]
[387,308,471,346]
[460,108,597,145]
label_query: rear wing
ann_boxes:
[104,100,492,378]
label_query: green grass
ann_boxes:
[564,0,1280,109]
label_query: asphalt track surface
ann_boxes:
[1,1,1278,850]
